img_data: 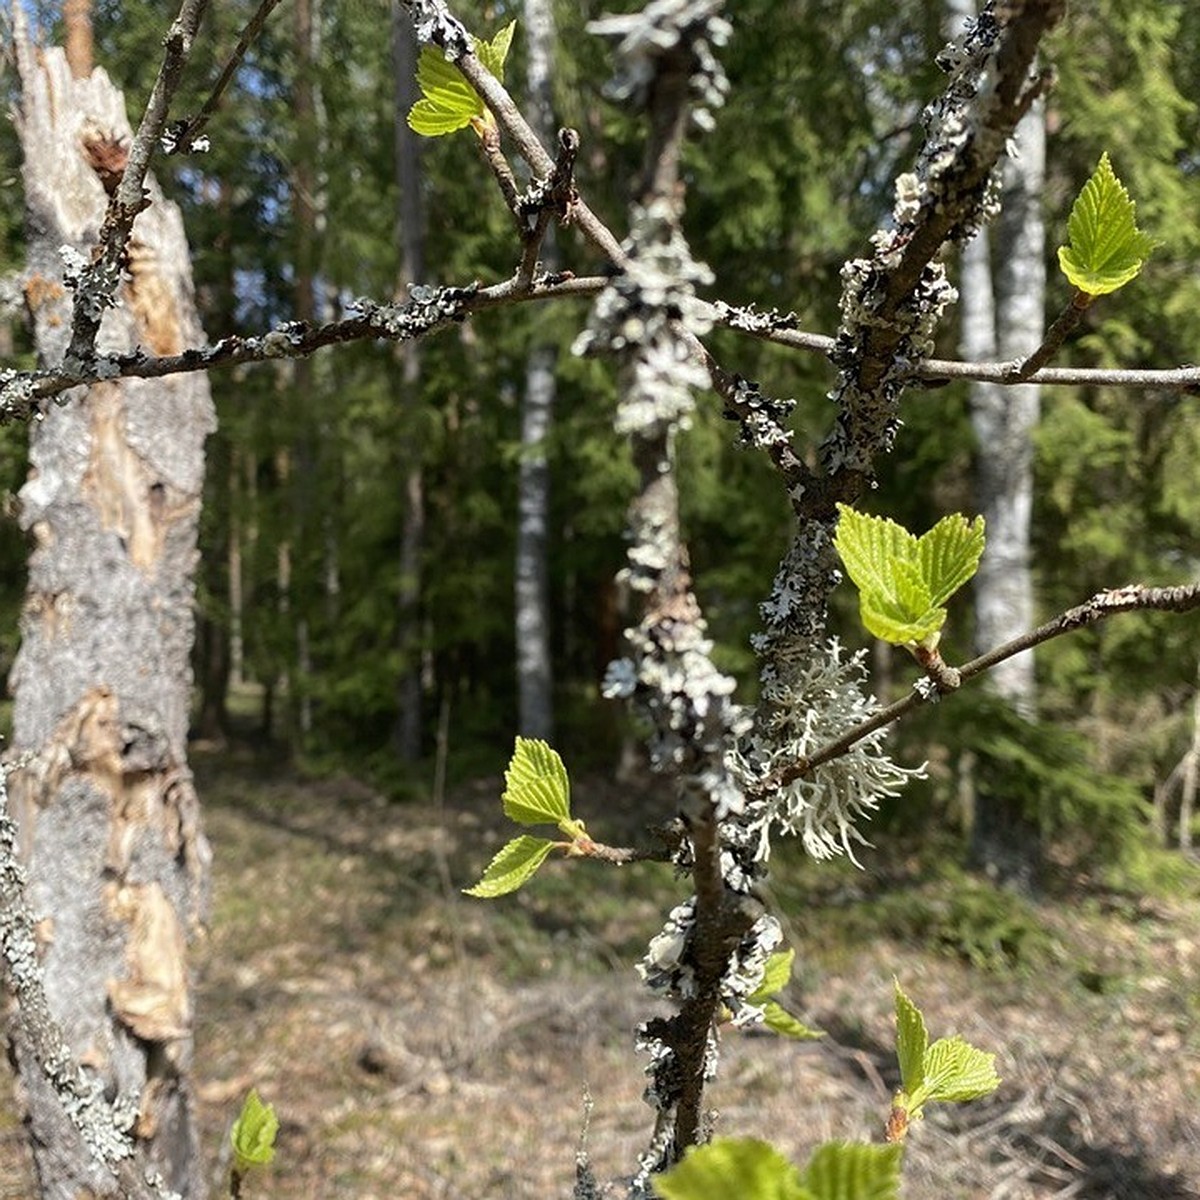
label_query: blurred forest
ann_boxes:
[1,0,1199,870]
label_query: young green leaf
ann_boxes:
[230,1089,278,1171]
[919,513,986,609]
[464,835,556,898]
[407,21,516,138]
[1057,152,1159,296]
[652,1138,811,1200]
[750,948,795,1001]
[834,506,984,648]
[893,980,928,1098]
[475,19,516,80]
[761,1000,824,1041]
[408,47,483,136]
[801,1141,903,1200]
[502,737,571,825]
[921,1035,1001,1104]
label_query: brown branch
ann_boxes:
[453,51,628,268]
[164,0,288,155]
[704,302,1200,394]
[64,0,212,366]
[0,274,608,419]
[1008,289,1093,381]
[749,581,1200,797]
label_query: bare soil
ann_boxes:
[1,746,1198,1198]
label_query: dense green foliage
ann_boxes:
[1,0,1197,867]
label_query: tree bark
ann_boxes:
[11,32,214,1200]
[954,0,1045,886]
[392,0,428,762]
[514,0,558,741]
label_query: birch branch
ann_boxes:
[751,581,1200,797]
[0,274,607,419]
[163,0,289,155]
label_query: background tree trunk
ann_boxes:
[12,31,214,1199]
[953,0,1045,885]
[392,0,428,762]
[514,0,559,741]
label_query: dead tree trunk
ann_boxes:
[12,33,214,1199]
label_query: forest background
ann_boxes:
[0,0,1200,1196]
[0,0,1198,837]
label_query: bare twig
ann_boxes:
[164,0,288,155]
[64,0,212,367]
[1008,289,1092,381]
[750,581,1200,796]
[0,273,607,419]
[706,299,1200,393]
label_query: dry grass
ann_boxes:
[0,745,1198,1198]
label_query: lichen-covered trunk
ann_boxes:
[12,36,214,1199]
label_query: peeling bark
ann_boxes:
[12,33,214,1199]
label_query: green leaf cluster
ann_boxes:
[230,1089,279,1172]
[833,506,985,648]
[652,1137,903,1200]
[464,738,585,898]
[892,982,999,1127]
[408,21,515,137]
[1057,153,1158,296]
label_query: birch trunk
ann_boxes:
[515,0,558,740]
[952,0,1045,883]
[392,0,428,762]
[11,32,214,1199]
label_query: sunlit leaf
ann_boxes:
[1057,152,1158,296]
[502,737,572,825]
[231,1089,278,1170]
[760,1000,824,1041]
[921,1035,1001,1104]
[894,980,927,1097]
[463,835,556,898]
[653,1138,811,1200]
[801,1141,903,1200]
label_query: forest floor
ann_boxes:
[0,741,1199,1199]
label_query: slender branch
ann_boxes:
[1008,289,1092,381]
[704,301,1200,393]
[163,0,288,155]
[64,0,212,366]
[0,274,607,419]
[750,581,1200,796]
[452,51,628,267]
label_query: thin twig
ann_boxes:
[165,0,289,155]
[0,274,608,418]
[750,581,1200,796]
[1008,290,1093,381]
[452,50,628,267]
[704,300,1200,393]
[64,0,212,366]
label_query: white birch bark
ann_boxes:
[514,0,558,740]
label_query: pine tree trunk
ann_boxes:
[12,32,213,1199]
[514,0,558,740]
[392,0,427,762]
